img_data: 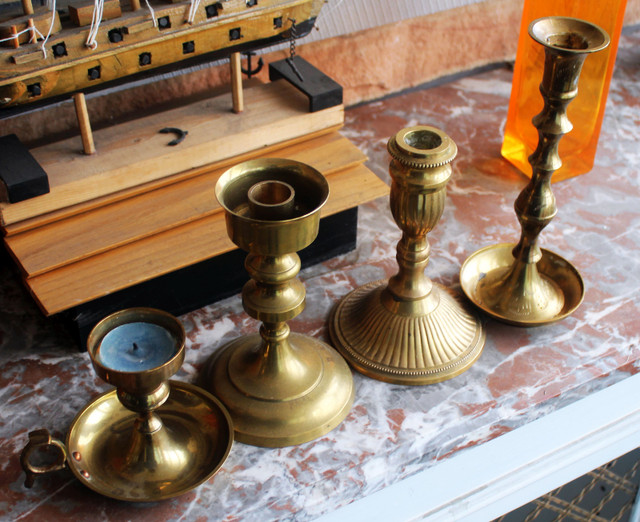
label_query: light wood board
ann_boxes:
[26,162,388,315]
[0,81,343,225]
[6,132,366,277]
[2,125,342,236]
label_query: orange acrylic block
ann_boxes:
[501,0,627,182]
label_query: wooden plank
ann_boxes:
[26,163,388,315]
[65,207,358,345]
[11,49,42,64]
[2,125,343,236]
[7,132,366,277]
[319,163,388,219]
[122,19,154,34]
[68,0,121,27]
[0,81,344,225]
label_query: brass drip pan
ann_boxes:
[460,243,584,327]
[63,381,233,501]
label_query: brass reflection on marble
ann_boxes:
[20,308,233,502]
[460,17,609,326]
[203,158,355,447]
[330,126,485,385]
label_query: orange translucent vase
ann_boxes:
[501,0,627,182]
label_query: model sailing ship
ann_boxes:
[0,0,322,108]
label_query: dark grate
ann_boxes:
[495,448,640,522]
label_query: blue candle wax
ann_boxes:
[97,322,178,372]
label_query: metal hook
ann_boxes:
[159,127,188,146]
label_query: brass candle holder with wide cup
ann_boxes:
[330,126,485,385]
[203,158,355,447]
[460,17,609,326]
[20,308,233,501]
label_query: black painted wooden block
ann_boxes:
[0,134,50,203]
[269,56,343,112]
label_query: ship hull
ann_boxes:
[0,0,322,109]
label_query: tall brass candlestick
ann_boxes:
[330,126,485,385]
[204,159,354,447]
[461,17,609,326]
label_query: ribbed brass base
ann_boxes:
[330,280,485,385]
[204,333,354,447]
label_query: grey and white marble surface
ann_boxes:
[1,29,639,521]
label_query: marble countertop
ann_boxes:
[1,29,639,521]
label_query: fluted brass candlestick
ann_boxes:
[460,17,609,326]
[204,158,354,447]
[330,126,485,385]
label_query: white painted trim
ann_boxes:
[316,373,640,522]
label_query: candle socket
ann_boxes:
[20,308,232,501]
[89,308,185,394]
[203,158,355,447]
[460,17,609,326]
[330,126,485,385]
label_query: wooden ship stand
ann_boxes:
[0,0,388,344]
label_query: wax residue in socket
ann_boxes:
[97,322,178,372]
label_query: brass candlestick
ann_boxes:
[460,17,609,326]
[204,158,355,447]
[21,308,233,501]
[330,126,485,385]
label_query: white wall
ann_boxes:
[307,0,485,43]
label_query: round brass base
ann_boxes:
[66,381,233,502]
[205,333,355,447]
[460,243,585,327]
[329,280,485,385]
